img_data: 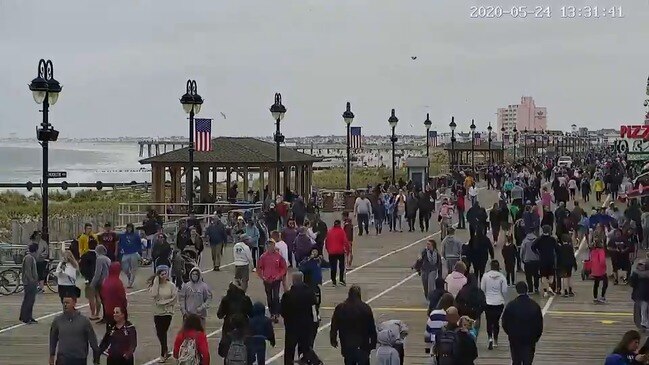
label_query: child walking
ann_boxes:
[248,301,275,364]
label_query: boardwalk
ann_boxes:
[0,186,637,364]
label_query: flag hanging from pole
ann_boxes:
[195,118,212,152]
[429,131,438,147]
[474,132,481,146]
[350,126,362,149]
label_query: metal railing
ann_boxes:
[117,202,263,226]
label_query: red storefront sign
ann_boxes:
[620,125,649,139]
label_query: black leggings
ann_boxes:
[153,315,172,356]
[329,254,346,284]
[473,261,487,283]
[485,304,504,341]
[593,275,608,299]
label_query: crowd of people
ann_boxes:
[18,147,649,364]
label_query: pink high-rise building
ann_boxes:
[497,96,547,136]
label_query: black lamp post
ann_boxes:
[487,122,493,164]
[533,129,538,157]
[523,128,528,161]
[270,93,287,195]
[388,109,399,186]
[571,124,577,155]
[470,119,476,171]
[500,126,506,161]
[513,127,518,161]
[343,102,355,190]
[424,113,432,180]
[180,80,203,214]
[29,59,62,244]
[450,117,457,169]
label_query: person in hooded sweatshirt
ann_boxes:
[468,229,494,282]
[101,262,127,332]
[427,277,449,315]
[373,327,401,365]
[520,232,540,294]
[172,314,210,365]
[441,227,464,275]
[532,225,559,297]
[294,226,315,264]
[91,244,112,324]
[248,301,276,365]
[480,260,508,350]
[217,281,253,358]
[179,267,213,328]
[446,261,468,298]
[630,258,649,330]
[556,234,577,297]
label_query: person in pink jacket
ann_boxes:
[590,241,608,303]
[445,261,468,297]
[257,239,288,322]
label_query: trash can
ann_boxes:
[344,191,356,212]
[322,192,334,212]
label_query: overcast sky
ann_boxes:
[1,0,646,138]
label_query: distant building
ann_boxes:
[497,96,548,137]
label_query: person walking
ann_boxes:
[445,261,468,298]
[244,218,260,269]
[520,232,540,294]
[49,296,100,365]
[441,227,463,274]
[590,239,609,303]
[556,234,577,297]
[630,258,649,330]
[79,239,102,321]
[406,192,419,232]
[216,282,253,359]
[502,282,543,365]
[119,223,140,289]
[179,267,213,327]
[101,262,127,331]
[604,330,645,365]
[98,223,120,262]
[325,219,351,287]
[469,229,494,282]
[149,265,178,363]
[172,314,210,365]
[91,244,111,324]
[395,190,407,232]
[257,239,288,323]
[374,197,387,234]
[31,230,50,292]
[415,239,442,300]
[98,306,137,365]
[19,243,39,324]
[233,234,254,292]
[248,301,276,365]
[55,250,80,303]
[424,293,454,353]
[354,192,372,236]
[481,260,507,350]
[455,274,486,338]
[294,226,315,265]
[532,225,559,297]
[330,285,377,365]
[205,213,227,271]
[78,223,98,257]
[281,271,319,364]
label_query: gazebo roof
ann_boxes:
[442,141,504,151]
[139,137,322,165]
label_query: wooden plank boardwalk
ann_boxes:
[0,186,637,364]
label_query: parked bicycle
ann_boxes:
[0,260,58,295]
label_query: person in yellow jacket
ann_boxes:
[594,177,605,202]
[78,223,98,256]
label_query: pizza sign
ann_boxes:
[620,125,649,139]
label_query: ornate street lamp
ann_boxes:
[470,119,476,171]
[388,109,399,186]
[343,102,355,190]
[487,122,493,164]
[523,128,528,161]
[450,117,457,169]
[270,93,286,195]
[500,126,506,161]
[533,128,538,157]
[424,114,432,181]
[513,127,518,161]
[180,80,203,214]
[30,59,62,244]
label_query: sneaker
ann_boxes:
[213,267,220,271]
[488,338,494,350]
[25,319,38,325]
[568,290,575,297]
[599,297,607,303]
[494,340,499,348]
[593,298,600,304]
[562,290,569,298]
[252,268,257,272]
[543,291,549,298]
[332,282,337,287]
[340,280,347,286]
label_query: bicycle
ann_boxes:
[0,261,58,295]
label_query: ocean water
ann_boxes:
[0,141,150,187]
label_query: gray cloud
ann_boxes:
[0,0,646,138]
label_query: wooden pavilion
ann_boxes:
[139,137,322,205]
[443,141,505,166]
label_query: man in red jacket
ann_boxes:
[257,239,288,322]
[325,220,350,287]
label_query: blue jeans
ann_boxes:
[247,336,266,365]
[121,253,139,287]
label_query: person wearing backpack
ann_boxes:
[434,307,477,365]
[217,282,253,359]
[173,314,210,365]
[225,320,248,365]
[247,302,276,365]
[502,281,543,365]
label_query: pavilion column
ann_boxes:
[283,166,290,193]
[268,167,275,197]
[152,163,165,207]
[295,165,302,198]
[212,167,218,199]
[242,167,249,199]
[226,167,232,200]
[199,165,210,202]
[259,168,265,202]
[170,166,182,203]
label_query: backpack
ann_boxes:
[435,328,460,365]
[225,338,247,365]
[176,337,200,365]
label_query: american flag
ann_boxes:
[195,118,212,152]
[474,132,481,146]
[428,130,438,147]
[350,126,362,149]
